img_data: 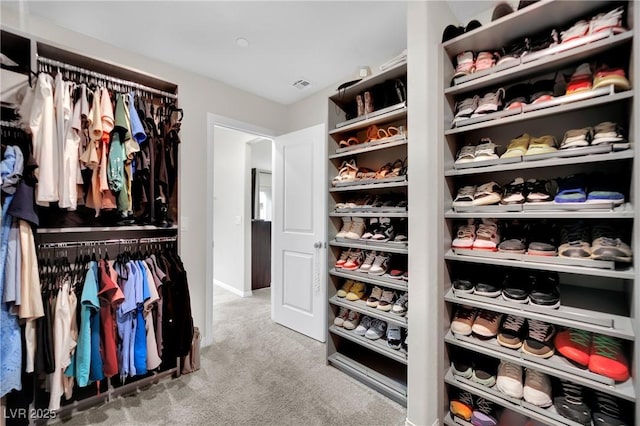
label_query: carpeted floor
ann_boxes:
[58,286,407,426]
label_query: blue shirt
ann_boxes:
[75,262,100,387]
[133,262,149,375]
[117,262,137,378]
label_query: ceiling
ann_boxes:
[6,1,496,105]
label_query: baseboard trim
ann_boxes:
[214,280,253,297]
[405,418,438,426]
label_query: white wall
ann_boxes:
[0,5,289,347]
[213,126,256,297]
[250,139,273,172]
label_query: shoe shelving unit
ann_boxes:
[441,1,638,424]
[325,63,409,406]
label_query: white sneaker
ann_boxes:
[392,292,408,316]
[345,217,365,239]
[523,369,552,407]
[359,251,377,272]
[343,310,361,330]
[334,307,349,327]
[496,361,523,398]
[365,319,387,340]
[335,217,352,238]
[354,316,372,335]
[368,254,390,276]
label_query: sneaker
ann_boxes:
[498,220,527,253]
[523,319,556,358]
[334,307,349,327]
[472,183,503,206]
[592,121,628,150]
[453,96,480,124]
[474,274,502,298]
[471,397,498,426]
[591,392,629,426]
[523,369,552,407]
[371,217,394,242]
[501,270,531,304]
[560,127,592,149]
[343,310,361,330]
[472,355,499,387]
[566,63,593,94]
[342,249,365,270]
[453,186,477,207]
[500,178,527,205]
[474,51,498,72]
[524,135,558,156]
[353,315,372,335]
[451,348,473,379]
[453,50,475,78]
[473,138,499,162]
[366,286,383,307]
[453,278,475,295]
[554,328,592,366]
[471,88,505,117]
[359,251,377,272]
[392,292,408,316]
[455,145,477,165]
[386,324,402,350]
[452,222,476,248]
[472,220,500,251]
[377,289,397,311]
[497,315,526,349]
[593,66,631,92]
[554,381,591,425]
[365,318,387,340]
[335,249,351,268]
[335,217,352,238]
[472,310,503,337]
[345,217,365,239]
[525,179,554,203]
[496,361,523,398]
[451,305,477,336]
[450,389,474,421]
[346,281,366,301]
[529,272,560,309]
[527,221,559,256]
[589,6,625,35]
[558,222,591,258]
[361,218,378,240]
[368,254,390,276]
[336,279,355,298]
[588,334,629,382]
[591,225,632,263]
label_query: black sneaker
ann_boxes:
[497,314,526,349]
[502,270,531,303]
[498,220,527,253]
[472,354,499,387]
[591,392,629,426]
[529,272,560,309]
[501,179,527,205]
[554,381,592,426]
[453,278,475,295]
[523,319,556,358]
[558,221,592,258]
[525,179,555,203]
[475,274,502,298]
[527,221,559,256]
[450,347,473,379]
[372,217,395,242]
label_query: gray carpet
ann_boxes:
[58,287,407,426]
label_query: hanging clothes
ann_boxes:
[98,259,124,378]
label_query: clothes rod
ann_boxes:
[0,120,25,129]
[37,56,178,100]
[37,236,177,249]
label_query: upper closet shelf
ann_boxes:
[446,31,632,97]
[329,62,407,105]
[442,0,612,55]
[331,104,407,133]
[445,250,634,280]
[329,239,408,255]
[445,89,632,136]
[329,138,407,160]
[444,149,634,177]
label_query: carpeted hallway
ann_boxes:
[59,286,407,425]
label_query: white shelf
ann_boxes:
[330,105,407,134]
[330,138,408,160]
[330,295,407,328]
[445,31,633,97]
[330,212,408,218]
[329,180,408,193]
[329,239,408,254]
[445,287,634,340]
[445,370,585,426]
[327,353,407,405]
[445,90,633,136]
[445,249,635,280]
[444,149,634,177]
[445,331,635,401]
[329,62,407,104]
[329,325,407,365]
[445,202,635,219]
[329,268,408,292]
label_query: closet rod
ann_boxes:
[37,56,178,100]
[37,235,177,249]
[0,120,25,129]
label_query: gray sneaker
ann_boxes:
[365,319,387,340]
[366,286,383,307]
[392,292,408,316]
[377,290,397,312]
[359,251,378,272]
[386,324,402,350]
[354,316,373,336]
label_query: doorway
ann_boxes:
[250,139,273,290]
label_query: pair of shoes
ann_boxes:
[555,173,626,205]
[441,19,481,43]
[336,217,366,239]
[451,305,503,338]
[565,62,631,95]
[558,122,628,150]
[454,138,498,164]
[355,91,374,117]
[504,79,556,110]
[452,183,503,207]
[452,51,500,80]
[354,316,387,340]
[500,178,556,204]
[360,217,395,241]
[555,328,630,381]
[496,316,556,358]
[501,134,558,157]
[356,251,391,275]
[559,222,632,263]
[450,388,498,425]
[560,5,626,44]
[335,249,364,270]
[501,270,560,308]
[451,219,500,251]
[452,88,506,125]
[365,286,397,311]
[451,347,499,387]
[336,279,366,300]
[496,362,552,407]
[333,307,361,330]
[555,381,630,426]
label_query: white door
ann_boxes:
[272,124,326,341]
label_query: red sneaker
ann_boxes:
[554,328,591,367]
[588,334,630,382]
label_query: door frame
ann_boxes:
[205,113,277,347]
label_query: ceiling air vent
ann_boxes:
[292,79,311,90]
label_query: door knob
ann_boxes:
[313,241,322,248]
